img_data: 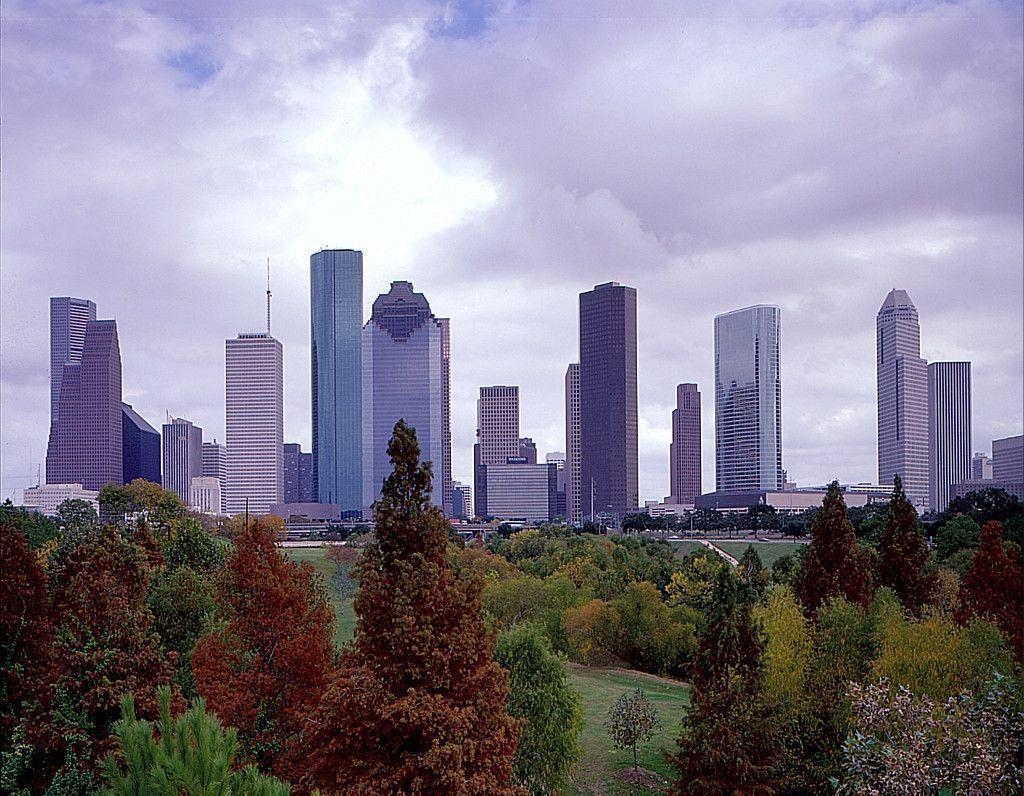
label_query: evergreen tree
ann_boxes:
[299,420,521,794]
[956,521,1024,662]
[191,520,333,778]
[876,476,935,615]
[669,567,778,795]
[795,481,874,616]
[495,625,582,794]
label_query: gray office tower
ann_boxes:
[311,249,363,513]
[283,443,316,503]
[579,283,638,521]
[122,403,160,484]
[202,441,227,513]
[669,383,701,504]
[876,290,929,507]
[714,306,783,492]
[361,281,451,515]
[565,364,581,524]
[46,319,122,490]
[162,417,203,504]
[50,296,97,422]
[928,362,972,512]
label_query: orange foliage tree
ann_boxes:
[191,520,333,778]
[955,520,1024,661]
[298,420,522,794]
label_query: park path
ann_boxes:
[697,539,739,566]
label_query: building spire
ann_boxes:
[266,257,272,334]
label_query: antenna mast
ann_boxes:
[266,258,272,334]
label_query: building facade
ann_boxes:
[546,452,567,520]
[121,403,161,484]
[565,363,581,524]
[162,417,203,504]
[476,385,519,515]
[310,249,363,512]
[451,480,472,519]
[992,435,1024,483]
[283,442,316,504]
[202,441,227,514]
[190,476,221,515]
[225,332,284,515]
[714,305,783,493]
[927,361,972,512]
[361,281,450,515]
[579,283,638,522]
[483,462,558,523]
[46,319,122,490]
[50,296,96,422]
[668,383,701,504]
[876,289,930,508]
[23,483,99,516]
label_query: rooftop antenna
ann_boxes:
[266,257,272,334]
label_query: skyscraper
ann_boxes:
[361,281,450,514]
[121,403,160,484]
[225,332,284,515]
[579,283,638,521]
[928,362,972,512]
[876,289,929,507]
[992,435,1023,483]
[668,383,701,504]
[162,417,203,504]
[202,440,227,513]
[714,305,782,493]
[45,319,122,490]
[50,296,96,422]
[283,442,316,504]
[310,249,362,511]
[519,438,538,464]
[438,317,453,518]
[565,363,581,524]
[476,385,520,517]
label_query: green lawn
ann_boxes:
[569,666,690,795]
[669,540,706,559]
[713,540,803,568]
[282,545,355,648]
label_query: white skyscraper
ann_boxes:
[714,305,783,492]
[565,363,581,524]
[876,289,929,508]
[225,332,284,515]
[928,362,972,513]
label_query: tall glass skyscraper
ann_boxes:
[310,249,363,513]
[714,305,782,492]
[564,363,581,524]
[927,361,971,512]
[876,289,929,507]
[46,319,122,490]
[121,403,160,484]
[579,283,638,521]
[50,296,97,422]
[162,417,203,503]
[361,281,450,515]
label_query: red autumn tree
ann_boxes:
[192,520,333,778]
[796,481,874,617]
[0,524,55,785]
[42,527,176,785]
[955,521,1024,662]
[298,420,522,794]
[876,476,935,615]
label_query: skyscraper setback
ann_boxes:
[310,249,363,512]
[928,362,972,512]
[46,319,123,490]
[668,383,701,504]
[50,296,96,422]
[876,289,929,507]
[714,305,783,492]
[225,332,284,515]
[579,283,638,521]
[361,281,451,515]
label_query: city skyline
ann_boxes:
[2,3,1022,505]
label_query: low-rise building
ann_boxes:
[22,483,99,516]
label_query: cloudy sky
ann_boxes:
[2,0,1021,505]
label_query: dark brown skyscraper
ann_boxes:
[668,383,701,504]
[579,282,638,521]
[46,319,122,490]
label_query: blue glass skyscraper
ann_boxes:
[310,249,363,515]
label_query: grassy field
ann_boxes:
[282,546,356,647]
[668,540,706,559]
[569,667,690,795]
[713,540,803,568]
